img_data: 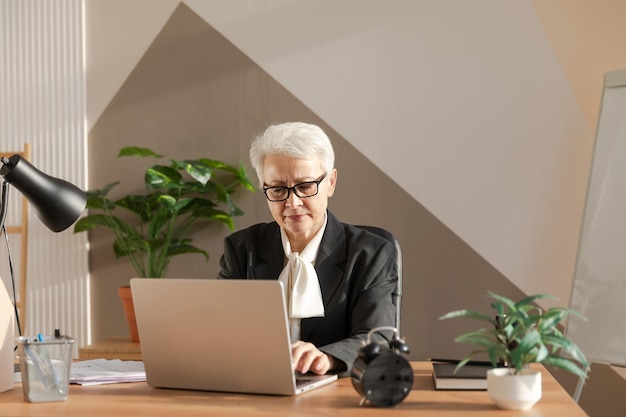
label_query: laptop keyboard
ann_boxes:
[295,377,314,386]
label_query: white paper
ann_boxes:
[70,358,146,386]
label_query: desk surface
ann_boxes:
[0,362,587,417]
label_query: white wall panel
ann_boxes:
[0,0,89,355]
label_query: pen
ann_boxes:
[31,333,64,394]
[429,358,495,366]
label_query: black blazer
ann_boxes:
[218,211,398,376]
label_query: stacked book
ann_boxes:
[431,360,495,390]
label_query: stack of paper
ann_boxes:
[70,358,146,386]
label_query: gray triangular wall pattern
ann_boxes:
[88,2,522,359]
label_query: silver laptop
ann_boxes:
[130,278,337,395]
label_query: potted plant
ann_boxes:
[439,292,589,410]
[74,146,255,340]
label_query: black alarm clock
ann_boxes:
[351,326,413,407]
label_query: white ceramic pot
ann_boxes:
[487,368,542,410]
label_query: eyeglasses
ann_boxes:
[263,173,327,202]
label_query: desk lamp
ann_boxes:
[0,153,87,393]
[1,154,87,232]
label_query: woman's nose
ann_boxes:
[285,190,303,207]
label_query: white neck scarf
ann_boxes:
[278,215,326,341]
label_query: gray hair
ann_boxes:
[249,122,335,185]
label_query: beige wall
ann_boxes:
[533,0,626,129]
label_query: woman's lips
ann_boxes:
[285,213,306,221]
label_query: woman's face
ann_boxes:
[262,154,337,251]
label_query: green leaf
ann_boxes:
[115,194,157,222]
[439,309,495,324]
[194,210,235,231]
[74,214,117,232]
[113,236,150,258]
[487,291,516,305]
[537,308,570,331]
[510,329,541,365]
[542,355,589,380]
[146,165,184,189]
[170,158,213,185]
[196,158,239,174]
[84,196,115,211]
[85,182,120,198]
[147,205,171,239]
[534,343,549,363]
[118,146,162,158]
[542,334,589,366]
[453,349,498,372]
[156,194,177,213]
[166,242,209,260]
[176,197,216,216]
[455,329,498,348]
[487,347,502,366]
[237,161,256,192]
[514,293,556,309]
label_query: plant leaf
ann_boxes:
[170,158,213,186]
[542,334,589,366]
[146,165,184,189]
[237,161,256,192]
[118,146,162,158]
[487,292,516,310]
[542,355,589,380]
[455,330,498,349]
[513,293,556,309]
[439,309,495,324]
[166,242,209,260]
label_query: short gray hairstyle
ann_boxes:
[249,122,335,185]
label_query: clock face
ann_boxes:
[351,350,414,407]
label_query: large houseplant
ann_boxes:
[74,146,254,278]
[74,146,254,341]
[439,292,589,410]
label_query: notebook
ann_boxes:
[130,278,337,395]
[431,362,493,390]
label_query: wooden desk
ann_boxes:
[78,337,142,361]
[0,362,587,416]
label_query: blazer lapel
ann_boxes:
[253,223,284,279]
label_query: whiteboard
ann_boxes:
[567,69,626,366]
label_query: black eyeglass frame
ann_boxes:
[262,172,328,202]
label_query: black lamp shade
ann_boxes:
[0,154,86,232]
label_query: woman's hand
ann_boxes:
[291,340,337,375]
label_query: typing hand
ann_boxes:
[291,340,336,375]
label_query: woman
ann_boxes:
[218,122,397,376]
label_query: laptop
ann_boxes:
[130,278,337,395]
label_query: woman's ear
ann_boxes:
[327,168,338,197]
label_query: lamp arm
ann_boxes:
[0,156,10,231]
[0,178,22,336]
[0,180,9,232]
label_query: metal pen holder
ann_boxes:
[17,335,74,402]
